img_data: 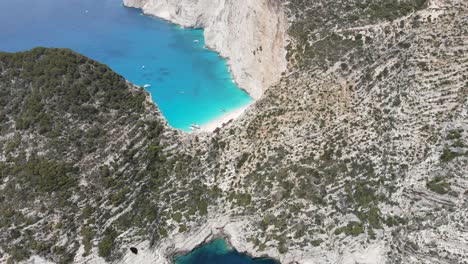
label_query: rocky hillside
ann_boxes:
[0,48,186,263]
[0,0,467,263]
[200,0,467,263]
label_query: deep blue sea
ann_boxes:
[0,0,252,131]
[175,239,279,264]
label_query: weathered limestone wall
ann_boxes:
[123,0,288,99]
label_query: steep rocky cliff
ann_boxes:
[123,0,288,99]
[0,0,467,264]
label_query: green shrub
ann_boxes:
[368,207,381,229]
[81,226,95,256]
[446,129,462,140]
[172,212,182,223]
[440,147,460,162]
[109,187,130,206]
[236,153,250,169]
[336,221,365,237]
[98,227,118,258]
[426,177,451,195]
[178,224,188,233]
[7,245,30,263]
[311,239,323,247]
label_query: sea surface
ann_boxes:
[0,0,252,131]
[175,239,279,264]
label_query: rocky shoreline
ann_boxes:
[7,0,468,263]
[122,0,288,100]
[117,0,290,262]
[112,215,288,264]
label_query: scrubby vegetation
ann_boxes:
[286,0,427,69]
[0,0,467,262]
[0,48,176,262]
[0,47,226,263]
[426,177,451,195]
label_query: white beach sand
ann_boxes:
[198,105,250,132]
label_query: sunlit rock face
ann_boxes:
[2,0,468,264]
[123,0,288,99]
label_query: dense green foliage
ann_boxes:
[98,228,118,258]
[0,48,146,134]
[0,48,162,263]
[0,47,219,262]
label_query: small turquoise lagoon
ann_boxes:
[0,0,252,131]
[175,239,279,264]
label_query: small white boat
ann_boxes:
[190,124,201,130]
[143,84,151,88]
[142,65,146,69]
[193,40,200,43]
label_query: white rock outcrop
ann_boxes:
[123,0,288,99]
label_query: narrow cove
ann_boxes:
[0,0,252,131]
[175,239,279,264]
[0,0,279,263]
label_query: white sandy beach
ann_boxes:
[199,105,250,132]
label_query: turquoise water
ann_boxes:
[175,239,279,264]
[0,0,252,131]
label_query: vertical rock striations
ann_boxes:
[123,0,288,99]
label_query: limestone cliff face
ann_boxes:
[123,0,287,99]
